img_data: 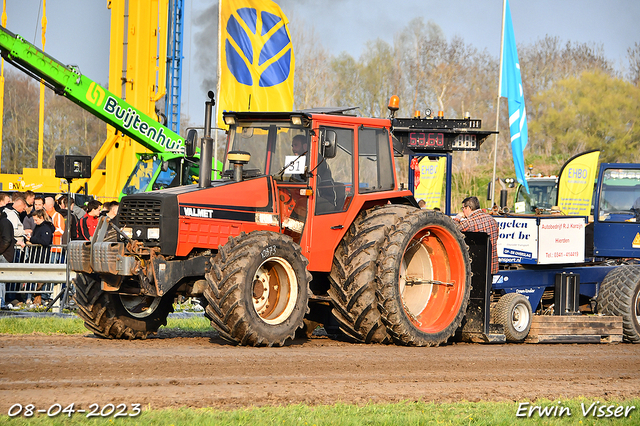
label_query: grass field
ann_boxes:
[0,314,211,335]
[2,399,639,425]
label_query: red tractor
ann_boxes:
[69,93,493,346]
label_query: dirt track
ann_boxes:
[1,330,639,413]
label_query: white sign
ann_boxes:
[496,217,538,264]
[283,155,306,175]
[537,217,585,264]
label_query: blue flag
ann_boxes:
[500,0,529,193]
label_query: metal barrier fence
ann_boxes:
[13,244,66,265]
[1,244,72,309]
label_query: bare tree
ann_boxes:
[331,52,362,111]
[291,23,335,109]
[519,35,614,98]
[2,70,39,173]
[627,42,640,87]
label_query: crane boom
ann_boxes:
[0,25,184,154]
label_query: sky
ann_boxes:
[2,0,639,127]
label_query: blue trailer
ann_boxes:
[407,141,640,343]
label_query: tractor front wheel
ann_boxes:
[204,231,310,346]
[377,210,471,346]
[73,273,173,339]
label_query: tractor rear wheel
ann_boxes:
[329,204,413,343]
[73,273,173,339]
[597,265,640,343]
[377,210,471,346]
[492,292,532,342]
[204,231,310,346]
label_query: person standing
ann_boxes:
[21,190,35,222]
[4,195,27,254]
[44,196,65,262]
[56,195,78,242]
[100,201,111,217]
[453,196,499,275]
[0,208,15,308]
[0,193,10,209]
[100,201,120,220]
[3,196,26,303]
[44,196,64,247]
[106,201,119,219]
[78,200,103,240]
[28,209,55,261]
[27,209,55,305]
[70,197,85,221]
[22,195,45,240]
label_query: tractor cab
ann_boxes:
[220,110,406,271]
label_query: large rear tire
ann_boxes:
[73,273,173,339]
[597,265,640,343]
[204,231,310,346]
[492,292,532,342]
[328,204,413,343]
[377,210,471,346]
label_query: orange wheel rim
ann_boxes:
[398,225,467,333]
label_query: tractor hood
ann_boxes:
[118,176,278,256]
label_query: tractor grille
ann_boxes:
[119,199,162,228]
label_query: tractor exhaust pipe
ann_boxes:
[199,91,215,189]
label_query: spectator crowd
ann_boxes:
[0,191,118,308]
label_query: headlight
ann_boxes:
[147,228,160,239]
[122,227,133,239]
[255,213,279,226]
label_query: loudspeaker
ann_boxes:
[55,155,92,179]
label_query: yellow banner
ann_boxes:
[414,156,446,209]
[218,0,295,128]
[557,150,600,216]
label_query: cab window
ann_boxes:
[358,127,394,193]
[315,126,354,215]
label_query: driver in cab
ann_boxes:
[290,134,337,213]
[290,135,332,184]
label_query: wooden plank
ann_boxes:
[529,316,622,334]
[529,320,622,329]
[529,325,622,335]
[530,321,622,328]
[526,334,605,344]
[531,315,621,324]
[529,321,622,329]
[526,315,623,343]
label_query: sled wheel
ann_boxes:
[492,293,532,342]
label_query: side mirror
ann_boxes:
[161,160,169,172]
[185,129,197,157]
[321,129,337,159]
